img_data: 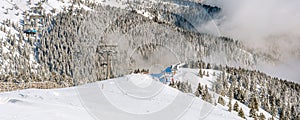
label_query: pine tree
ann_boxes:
[202,85,210,102]
[194,83,202,97]
[182,82,188,93]
[285,103,291,120]
[234,101,239,112]
[238,108,246,119]
[280,107,286,120]
[259,113,266,120]
[271,101,277,119]
[250,107,257,118]
[268,117,274,120]
[228,84,234,100]
[254,97,259,111]
[205,92,213,104]
[199,69,203,78]
[240,89,247,104]
[291,105,296,120]
[218,96,225,106]
[263,98,270,113]
[249,95,260,116]
[227,83,234,112]
[228,98,232,112]
[179,82,185,92]
[206,63,211,69]
[206,71,209,77]
[213,73,223,95]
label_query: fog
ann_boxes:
[203,0,300,83]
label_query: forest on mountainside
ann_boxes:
[171,61,300,120]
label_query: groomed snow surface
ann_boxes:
[0,68,268,120]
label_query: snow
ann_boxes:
[1,73,244,120]
[0,0,276,119]
[0,97,10,104]
[173,68,220,92]
[0,0,92,27]
[0,0,92,74]
[0,88,94,120]
[93,0,128,9]
[172,67,275,120]
[136,9,155,19]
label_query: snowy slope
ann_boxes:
[0,0,91,22]
[0,1,279,120]
[0,88,94,120]
[0,0,91,74]
[0,73,244,120]
[172,67,274,120]
[0,0,91,39]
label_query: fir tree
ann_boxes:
[271,101,277,119]
[199,69,203,78]
[280,107,286,120]
[194,83,202,97]
[250,107,257,118]
[228,98,232,112]
[206,63,211,69]
[217,96,225,106]
[238,108,246,119]
[259,113,266,120]
[206,71,209,77]
[234,101,239,112]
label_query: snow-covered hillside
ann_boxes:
[172,67,274,120]
[0,0,276,84]
[0,68,276,120]
[0,70,240,120]
[0,0,91,38]
[1,0,299,120]
[0,0,91,76]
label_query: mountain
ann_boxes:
[0,0,299,120]
[0,68,268,120]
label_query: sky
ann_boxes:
[203,0,300,83]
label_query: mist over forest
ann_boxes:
[203,0,300,82]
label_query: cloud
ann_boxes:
[204,0,300,82]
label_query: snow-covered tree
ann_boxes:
[234,101,239,112]
[238,108,246,119]
[199,69,203,78]
[228,98,232,112]
[259,113,266,120]
[217,96,225,106]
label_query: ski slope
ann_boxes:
[0,72,245,120]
